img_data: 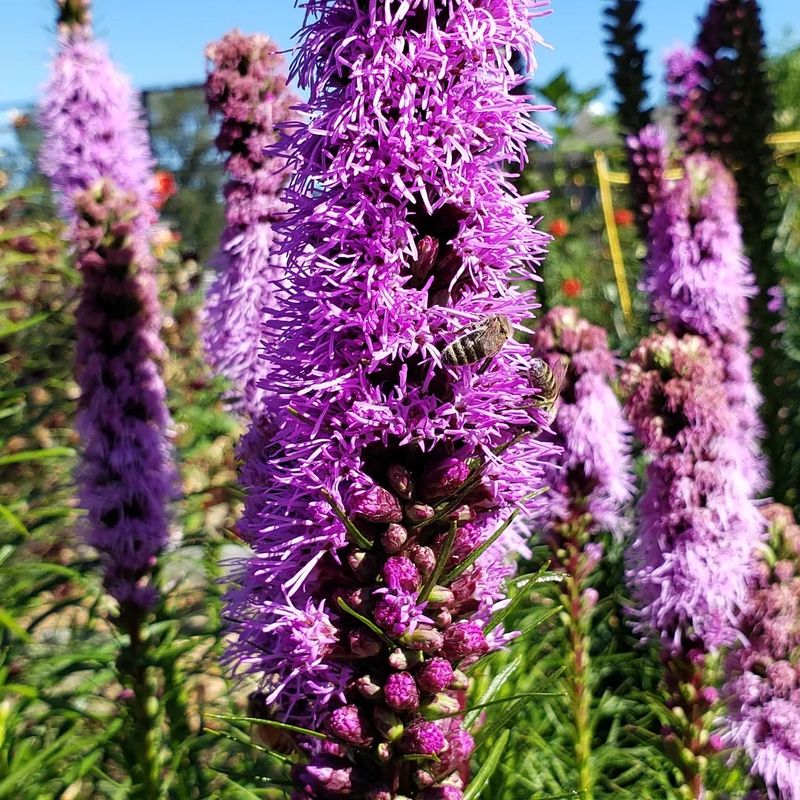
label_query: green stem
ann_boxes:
[563,539,593,800]
[118,608,161,799]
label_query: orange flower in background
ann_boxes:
[548,217,570,238]
[153,170,177,208]
[562,277,582,298]
[614,208,635,227]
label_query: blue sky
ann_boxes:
[1,0,797,111]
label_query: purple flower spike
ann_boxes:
[202,31,299,419]
[225,1,556,796]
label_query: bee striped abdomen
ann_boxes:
[441,314,512,366]
[529,357,564,411]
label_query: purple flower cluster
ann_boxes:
[202,31,299,418]
[225,1,554,796]
[626,124,669,239]
[534,306,633,537]
[665,48,711,155]
[38,8,154,232]
[725,504,800,800]
[622,331,763,650]
[69,180,174,609]
[645,152,764,487]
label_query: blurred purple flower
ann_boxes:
[202,31,299,418]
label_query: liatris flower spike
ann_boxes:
[202,30,299,419]
[225,2,556,797]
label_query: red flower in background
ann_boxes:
[562,278,582,298]
[614,208,635,227]
[548,218,570,238]
[153,170,176,208]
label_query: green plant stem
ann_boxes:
[562,538,594,800]
[118,608,161,799]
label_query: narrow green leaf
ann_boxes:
[207,713,329,741]
[486,564,559,632]
[0,447,76,466]
[0,312,50,339]
[336,597,394,647]
[320,489,373,549]
[0,608,31,642]
[464,656,522,729]
[419,521,457,601]
[0,504,29,537]
[463,729,510,800]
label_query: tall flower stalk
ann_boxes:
[623,332,764,798]
[533,306,633,799]
[645,152,764,488]
[225,2,554,797]
[38,3,173,795]
[724,504,800,800]
[202,30,298,420]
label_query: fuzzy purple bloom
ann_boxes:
[534,306,633,536]
[665,47,711,155]
[67,180,174,609]
[626,124,669,238]
[224,1,555,796]
[724,505,800,800]
[38,18,155,231]
[622,332,763,651]
[202,31,299,418]
[645,152,764,487]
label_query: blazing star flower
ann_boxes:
[623,331,763,651]
[38,5,155,231]
[534,306,633,537]
[724,504,800,800]
[625,123,668,238]
[225,1,554,796]
[645,153,764,488]
[69,180,174,608]
[38,4,173,610]
[665,47,710,155]
[202,31,299,419]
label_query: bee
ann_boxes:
[528,357,566,415]
[441,314,513,366]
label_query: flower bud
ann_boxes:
[417,658,454,693]
[373,707,404,742]
[366,787,392,800]
[356,675,384,702]
[399,721,448,756]
[348,484,403,523]
[405,502,436,525]
[450,669,469,691]
[429,607,452,628]
[442,622,488,660]
[414,770,435,789]
[422,787,463,800]
[376,742,393,762]
[381,523,408,554]
[421,457,470,500]
[411,235,439,280]
[384,672,420,713]
[408,545,436,577]
[445,504,474,523]
[420,692,461,719]
[388,464,414,500]
[426,586,455,607]
[328,704,373,747]
[383,556,421,592]
[348,549,379,581]
[401,626,444,652]
[350,629,382,658]
[388,648,423,671]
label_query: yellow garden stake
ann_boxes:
[594,150,633,323]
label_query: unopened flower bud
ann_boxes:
[350,629,382,658]
[399,721,448,755]
[388,648,423,671]
[423,787,463,800]
[426,586,455,607]
[414,769,435,788]
[366,787,392,800]
[348,484,403,523]
[376,741,393,762]
[450,669,469,691]
[401,626,444,652]
[421,692,461,719]
[383,556,421,591]
[429,607,452,628]
[700,686,719,705]
[384,672,420,712]
[381,523,408,554]
[446,504,474,523]
[421,457,470,499]
[417,658,455,693]
[328,704,373,746]
[348,549,379,581]
[411,235,439,280]
[708,733,724,752]
[408,545,436,577]
[356,675,384,702]
[442,622,488,660]
[405,502,435,525]
[373,707,404,742]
[388,464,414,500]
